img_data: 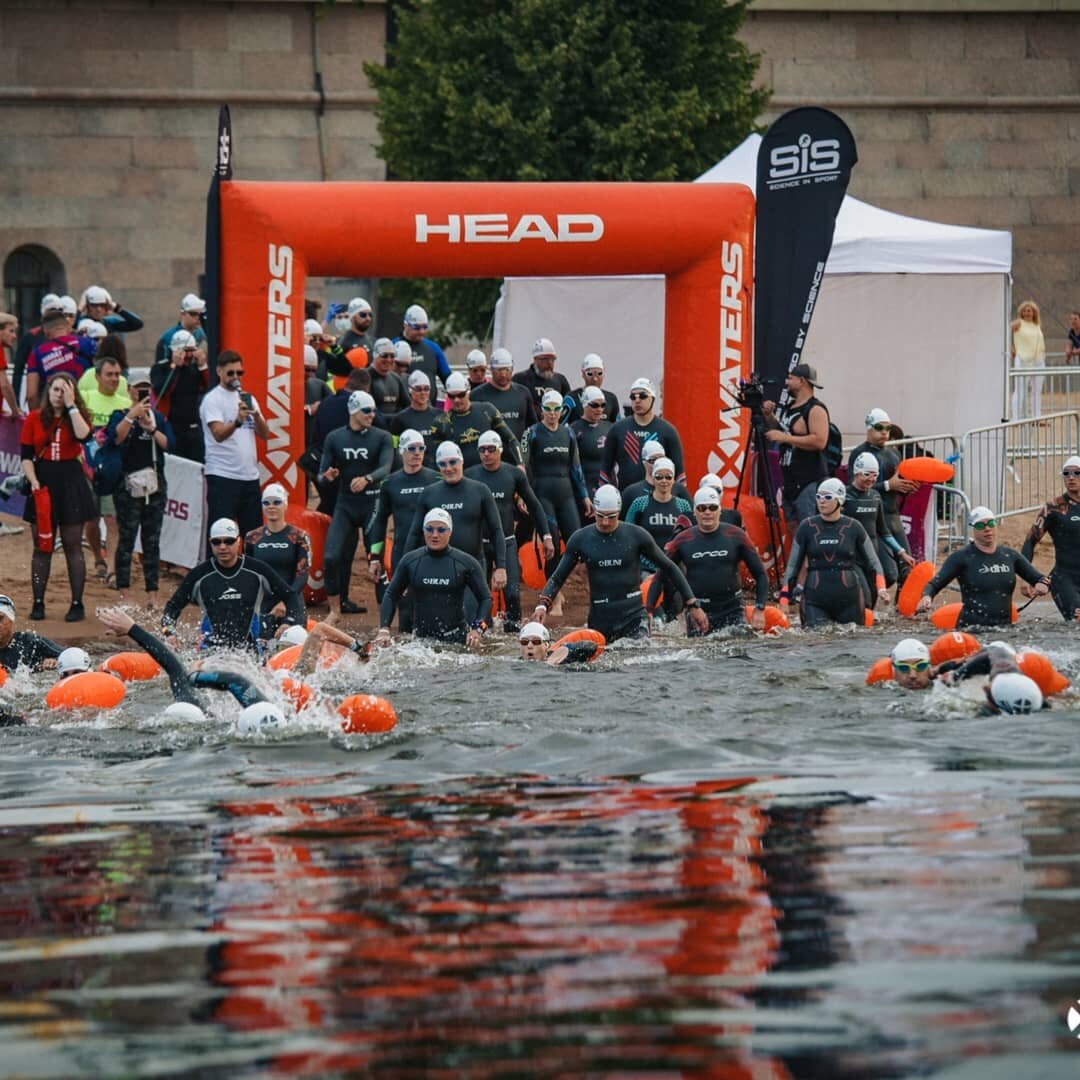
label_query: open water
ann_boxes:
[1,613,1079,1078]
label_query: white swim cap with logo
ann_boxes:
[518,621,550,642]
[445,372,469,394]
[891,638,930,665]
[652,457,676,478]
[593,484,622,514]
[990,672,1043,714]
[424,507,453,530]
[435,441,463,464]
[853,452,880,475]
[348,390,376,414]
[57,647,92,676]
[817,477,847,504]
[477,430,502,449]
[693,487,721,508]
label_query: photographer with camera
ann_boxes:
[762,364,830,538]
[151,329,210,463]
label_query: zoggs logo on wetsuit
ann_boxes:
[415,214,604,244]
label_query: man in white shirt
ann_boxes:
[199,350,269,539]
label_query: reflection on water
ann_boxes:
[1,777,1078,1077]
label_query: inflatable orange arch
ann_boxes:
[213,180,755,501]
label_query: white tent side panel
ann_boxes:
[801,272,1008,441]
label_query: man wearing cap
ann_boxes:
[320,390,395,617]
[430,372,522,470]
[0,594,61,673]
[600,377,685,491]
[24,309,97,409]
[162,517,305,650]
[762,364,831,537]
[312,368,374,516]
[368,338,410,416]
[472,347,539,441]
[466,429,553,634]
[570,385,614,498]
[11,294,62,405]
[512,337,572,406]
[566,353,619,424]
[338,297,374,355]
[647,486,770,634]
[389,370,441,461]
[376,507,491,648]
[366,429,441,630]
[78,285,143,336]
[619,441,694,518]
[916,505,1049,627]
[534,484,707,642]
[887,639,936,691]
[200,350,270,538]
[846,406,917,574]
[517,621,602,665]
[150,328,211,463]
[465,349,489,389]
[245,482,312,602]
[405,442,507,620]
[1021,456,1080,621]
[154,293,207,365]
[397,304,451,396]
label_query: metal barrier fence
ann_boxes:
[1008,359,1080,419]
[959,411,1080,520]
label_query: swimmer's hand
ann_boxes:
[42,658,56,670]
[542,535,556,560]
[96,606,135,635]
[687,605,709,635]
[915,595,932,614]
[465,628,483,650]
[877,587,891,606]
[269,602,286,618]
[749,607,766,632]
[491,568,507,591]
[374,627,392,647]
[900,551,916,568]
[532,603,549,625]
[368,558,383,582]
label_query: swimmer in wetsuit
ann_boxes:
[1020,455,1080,621]
[782,477,889,627]
[244,482,311,634]
[162,517,305,650]
[517,621,602,665]
[916,506,1048,628]
[98,606,269,715]
[648,486,769,634]
[0,593,61,673]
[377,508,492,648]
[533,484,707,642]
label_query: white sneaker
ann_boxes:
[0,523,24,537]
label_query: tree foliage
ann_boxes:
[365,0,767,341]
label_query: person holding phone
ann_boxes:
[199,350,269,538]
[107,374,174,600]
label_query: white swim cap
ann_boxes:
[399,429,425,451]
[404,304,428,327]
[477,430,502,449]
[581,386,605,406]
[57,647,91,676]
[80,320,107,340]
[699,472,723,491]
[853,452,880,475]
[278,625,309,647]
[170,330,197,351]
[641,442,665,462]
[348,390,376,415]
[1063,455,1080,474]
[518,621,550,642]
[209,518,240,541]
[652,457,676,478]
[262,482,287,504]
[593,484,622,514]
[986,640,1017,657]
[693,487,720,508]
[531,337,556,358]
[407,369,430,389]
[891,638,930,665]
[581,353,604,372]
[970,505,997,526]
[541,390,563,410]
[817,477,847,504]
[164,701,207,723]
[303,344,318,369]
[303,318,323,337]
[445,372,469,394]
[865,407,891,427]
[395,341,414,362]
[989,672,1043,714]
[435,441,463,465]
[236,701,287,734]
[347,297,372,316]
[489,347,513,369]
[466,349,487,368]
[629,377,656,398]
[373,337,395,356]
[424,507,453,531]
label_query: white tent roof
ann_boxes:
[697,134,1011,275]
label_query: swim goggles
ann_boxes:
[893,659,930,674]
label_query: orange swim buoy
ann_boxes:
[928,631,981,665]
[931,602,1018,629]
[0,667,7,689]
[284,505,327,606]
[641,573,662,608]
[99,652,163,682]
[338,694,397,734]
[1017,651,1070,697]
[866,656,894,685]
[743,605,789,634]
[280,677,315,712]
[897,457,954,484]
[864,608,874,628]
[518,538,548,592]
[45,672,126,710]
[552,628,606,661]
[897,561,935,618]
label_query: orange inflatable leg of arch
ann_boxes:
[284,505,330,606]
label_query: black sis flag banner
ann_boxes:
[753,108,857,400]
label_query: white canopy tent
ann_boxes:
[495,134,1012,444]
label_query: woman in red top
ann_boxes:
[20,372,97,622]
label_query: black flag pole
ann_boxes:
[204,105,232,364]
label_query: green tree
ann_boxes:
[366,0,767,342]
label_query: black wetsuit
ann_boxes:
[624,493,694,571]
[784,514,883,627]
[846,440,910,565]
[620,477,694,518]
[923,543,1045,628]
[524,422,589,566]
[601,416,685,490]
[388,405,441,466]
[127,624,266,709]
[1022,493,1080,620]
[369,369,410,416]
[512,366,571,408]
[540,522,695,642]
[466,461,548,627]
[651,523,768,633]
[0,630,61,672]
[566,386,620,425]
[244,524,310,596]
[162,555,305,649]
[430,403,522,470]
[472,382,538,442]
[320,424,395,599]
[380,545,492,644]
[570,418,612,496]
[844,484,904,598]
[402,339,449,397]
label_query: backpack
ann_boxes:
[825,421,844,475]
[92,440,125,497]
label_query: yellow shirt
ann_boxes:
[1013,319,1045,367]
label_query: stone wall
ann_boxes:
[741,4,1080,349]
[0,0,384,361]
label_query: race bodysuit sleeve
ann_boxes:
[923,548,968,600]
[568,429,588,503]
[161,561,211,632]
[380,549,417,627]
[460,550,493,627]
[1021,501,1056,562]
[513,470,550,538]
[480,486,507,570]
[853,519,885,584]
[538,531,585,606]
[128,623,200,706]
[738,530,770,608]
[366,482,393,554]
[489,406,522,466]
[783,520,812,590]
[638,529,695,605]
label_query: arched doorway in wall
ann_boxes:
[3,245,67,330]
